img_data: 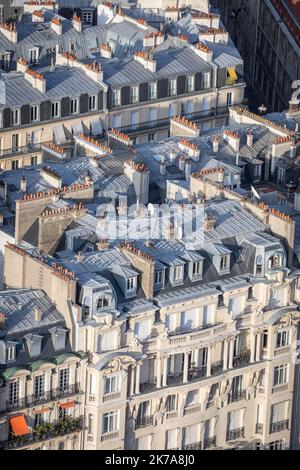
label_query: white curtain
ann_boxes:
[99,331,117,351]
[228,296,244,316]
[269,288,286,309]
[271,402,287,423]
[257,404,264,423]
[138,435,151,450]
[89,374,97,395]
[166,429,179,449]
[228,408,245,430]
[186,390,199,406]
[134,319,151,340]
[166,313,177,333]
[183,424,199,445]
[203,304,214,325]
[181,309,197,330]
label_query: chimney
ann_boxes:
[51,17,62,35]
[290,143,296,158]
[0,22,17,43]
[24,68,46,93]
[247,132,253,147]
[20,175,27,192]
[213,136,219,153]
[17,58,29,73]
[178,156,185,171]
[34,307,42,322]
[100,43,112,59]
[32,10,44,22]
[72,14,82,32]
[193,42,213,62]
[134,51,157,72]
[185,159,192,180]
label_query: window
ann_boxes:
[148,133,155,142]
[12,159,19,169]
[6,346,15,362]
[220,255,228,270]
[82,11,93,24]
[174,265,183,281]
[31,156,37,166]
[130,86,139,104]
[112,89,121,107]
[102,410,119,433]
[88,414,94,434]
[203,72,211,89]
[134,319,151,340]
[89,94,97,111]
[269,440,283,450]
[166,395,177,412]
[1,52,10,71]
[34,413,45,427]
[127,277,135,292]
[104,375,120,394]
[149,82,157,100]
[9,379,19,405]
[187,75,195,92]
[29,48,39,65]
[168,79,177,96]
[97,297,109,309]
[98,330,118,352]
[30,105,39,122]
[51,101,60,118]
[276,330,290,348]
[59,368,69,392]
[70,98,79,115]
[273,365,288,386]
[192,261,202,278]
[227,92,232,106]
[12,108,20,126]
[154,270,163,285]
[34,374,45,398]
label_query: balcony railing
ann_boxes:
[211,361,223,375]
[256,423,263,434]
[226,427,245,441]
[2,416,83,449]
[270,419,289,434]
[103,391,121,402]
[6,383,82,412]
[101,431,119,442]
[167,373,183,385]
[135,415,154,429]
[188,366,207,381]
[140,380,157,394]
[233,351,250,368]
[182,441,202,450]
[203,436,216,449]
[228,389,247,404]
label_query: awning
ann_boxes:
[33,408,50,414]
[60,401,76,409]
[53,124,66,144]
[72,121,84,137]
[227,67,238,82]
[90,118,103,136]
[10,415,30,436]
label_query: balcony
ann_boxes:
[103,391,121,402]
[140,380,157,394]
[135,415,154,429]
[101,431,120,442]
[182,441,202,450]
[256,423,263,435]
[226,427,245,441]
[203,436,216,449]
[167,373,183,385]
[228,389,247,404]
[211,361,223,375]
[188,366,207,381]
[2,416,83,450]
[233,351,250,368]
[270,419,289,434]
[6,383,82,412]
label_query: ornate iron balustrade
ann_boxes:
[3,416,83,449]
[228,389,247,404]
[135,415,154,429]
[167,373,183,385]
[270,419,289,434]
[182,441,202,450]
[6,383,82,412]
[226,427,245,441]
[140,380,157,394]
[203,436,216,448]
[211,361,223,374]
[233,351,251,368]
[188,366,207,381]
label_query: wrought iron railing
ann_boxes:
[228,389,247,404]
[270,419,289,434]
[135,415,154,429]
[203,436,217,449]
[182,441,202,450]
[233,351,251,368]
[226,427,245,441]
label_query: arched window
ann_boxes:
[269,254,281,269]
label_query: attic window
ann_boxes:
[192,261,202,277]
[220,255,228,270]
[97,297,109,309]
[127,277,135,292]
[6,345,15,362]
[269,254,281,269]
[174,265,183,281]
[24,334,43,358]
[154,270,164,285]
[49,327,67,352]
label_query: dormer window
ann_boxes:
[190,260,203,281]
[130,86,139,104]
[269,254,282,270]
[97,297,109,309]
[29,47,39,65]
[6,344,15,362]
[154,270,164,289]
[24,334,43,358]
[49,327,67,352]
[220,255,228,270]
[168,78,177,96]
[255,255,263,276]
[174,265,183,281]
[127,277,135,292]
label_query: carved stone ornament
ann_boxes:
[221,392,228,403]
[247,385,255,398]
[107,355,135,372]
[130,335,143,352]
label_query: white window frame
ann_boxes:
[192,261,202,277]
[89,94,98,111]
[30,105,39,122]
[127,277,136,292]
[154,270,163,285]
[104,375,120,394]
[29,48,39,65]
[70,97,79,115]
[187,75,195,93]
[149,82,157,100]
[130,86,139,104]
[174,265,183,281]
[6,346,15,362]
[276,330,290,348]
[11,108,20,126]
[169,79,177,96]
[203,72,211,90]
[273,364,288,387]
[112,89,121,107]
[51,101,61,118]
[102,410,119,433]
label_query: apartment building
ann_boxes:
[0,288,88,450]
[1,100,300,449]
[211,0,300,112]
[0,4,245,167]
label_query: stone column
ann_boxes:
[130,365,135,396]
[135,362,141,394]
[223,339,229,371]
[256,331,261,362]
[228,338,234,369]
[156,355,162,388]
[162,355,168,387]
[207,344,212,377]
[183,352,189,383]
[250,331,256,363]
